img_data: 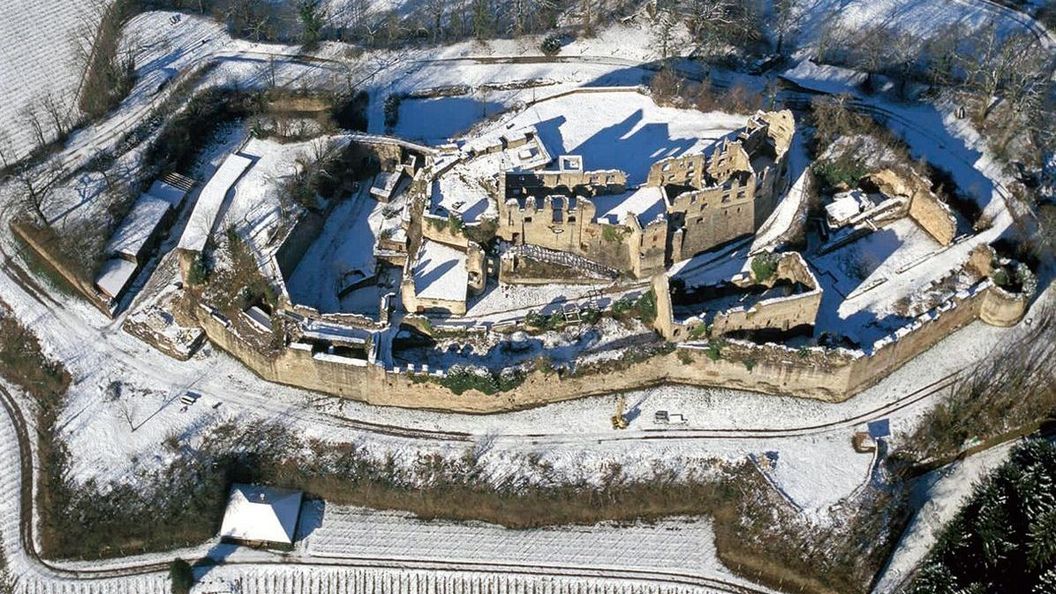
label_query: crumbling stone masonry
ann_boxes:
[495,111,795,279]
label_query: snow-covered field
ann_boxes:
[476,90,746,185]
[788,0,1054,58]
[0,1,96,161]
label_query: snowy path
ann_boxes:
[870,441,1019,594]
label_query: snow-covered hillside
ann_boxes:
[0,1,97,162]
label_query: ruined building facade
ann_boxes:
[495,111,795,277]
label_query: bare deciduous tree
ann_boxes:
[424,0,448,42]
[41,93,72,138]
[773,0,801,56]
[14,164,64,227]
[0,131,13,169]
[652,2,680,60]
[19,103,48,152]
[957,23,1049,121]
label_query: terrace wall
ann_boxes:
[195,303,858,408]
[656,252,823,341]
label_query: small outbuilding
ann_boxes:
[219,484,303,549]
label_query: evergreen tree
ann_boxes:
[169,558,193,594]
[909,440,1056,594]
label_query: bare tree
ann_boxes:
[506,0,528,37]
[297,0,327,46]
[343,0,370,36]
[424,0,448,42]
[19,103,48,152]
[0,131,13,169]
[225,0,274,41]
[580,0,597,37]
[13,165,64,227]
[922,23,963,87]
[653,1,680,60]
[772,0,800,56]
[264,55,278,89]
[67,0,110,85]
[41,93,72,138]
[957,23,1049,121]
[812,13,843,65]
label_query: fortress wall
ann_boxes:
[273,211,325,281]
[399,276,467,316]
[656,253,823,340]
[979,285,1030,327]
[10,222,112,316]
[508,169,627,193]
[706,142,752,181]
[908,188,957,246]
[752,163,785,228]
[196,278,1027,413]
[502,194,644,275]
[710,290,823,336]
[647,155,706,187]
[575,221,637,272]
[196,304,858,410]
[421,215,472,249]
[671,187,757,261]
[844,285,990,395]
[636,219,668,277]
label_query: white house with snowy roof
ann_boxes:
[219,484,303,548]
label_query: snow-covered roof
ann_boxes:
[413,240,468,302]
[146,179,191,206]
[593,186,666,227]
[781,60,867,96]
[824,193,866,227]
[219,484,303,545]
[105,194,173,259]
[178,153,253,253]
[94,258,139,299]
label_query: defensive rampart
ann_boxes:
[193,268,1030,411]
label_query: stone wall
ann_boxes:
[654,252,822,340]
[273,211,325,294]
[421,214,472,249]
[863,169,956,246]
[843,285,987,394]
[710,289,822,337]
[196,304,859,409]
[979,284,1030,327]
[195,269,1029,412]
[498,192,650,276]
[10,222,112,316]
[908,188,957,246]
[667,185,757,261]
